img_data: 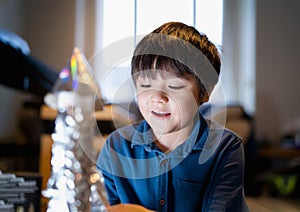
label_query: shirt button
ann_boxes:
[159,199,165,205]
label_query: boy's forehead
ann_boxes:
[136,69,184,79]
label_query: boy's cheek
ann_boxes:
[136,91,151,103]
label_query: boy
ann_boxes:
[97,22,249,212]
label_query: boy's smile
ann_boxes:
[136,71,200,149]
[151,110,171,119]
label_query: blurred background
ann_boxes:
[0,0,300,211]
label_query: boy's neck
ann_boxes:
[153,121,195,153]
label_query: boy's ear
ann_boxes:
[200,84,216,104]
[200,92,209,105]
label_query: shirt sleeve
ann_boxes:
[96,137,121,206]
[202,136,249,212]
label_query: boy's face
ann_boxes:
[136,71,200,137]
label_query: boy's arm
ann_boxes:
[101,169,121,206]
[97,139,121,206]
[202,138,249,212]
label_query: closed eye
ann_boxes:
[168,85,185,90]
[140,84,151,88]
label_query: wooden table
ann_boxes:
[259,146,300,159]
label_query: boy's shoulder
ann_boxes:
[196,118,244,164]
[204,118,243,146]
[205,116,241,134]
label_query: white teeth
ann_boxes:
[152,111,169,115]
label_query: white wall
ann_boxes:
[255,0,300,143]
[0,0,26,140]
[222,0,256,114]
[223,0,300,143]
[0,0,77,141]
[22,0,76,70]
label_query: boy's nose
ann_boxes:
[151,90,169,103]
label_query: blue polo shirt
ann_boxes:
[97,112,249,212]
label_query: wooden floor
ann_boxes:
[246,196,300,212]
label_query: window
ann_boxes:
[93,0,223,104]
